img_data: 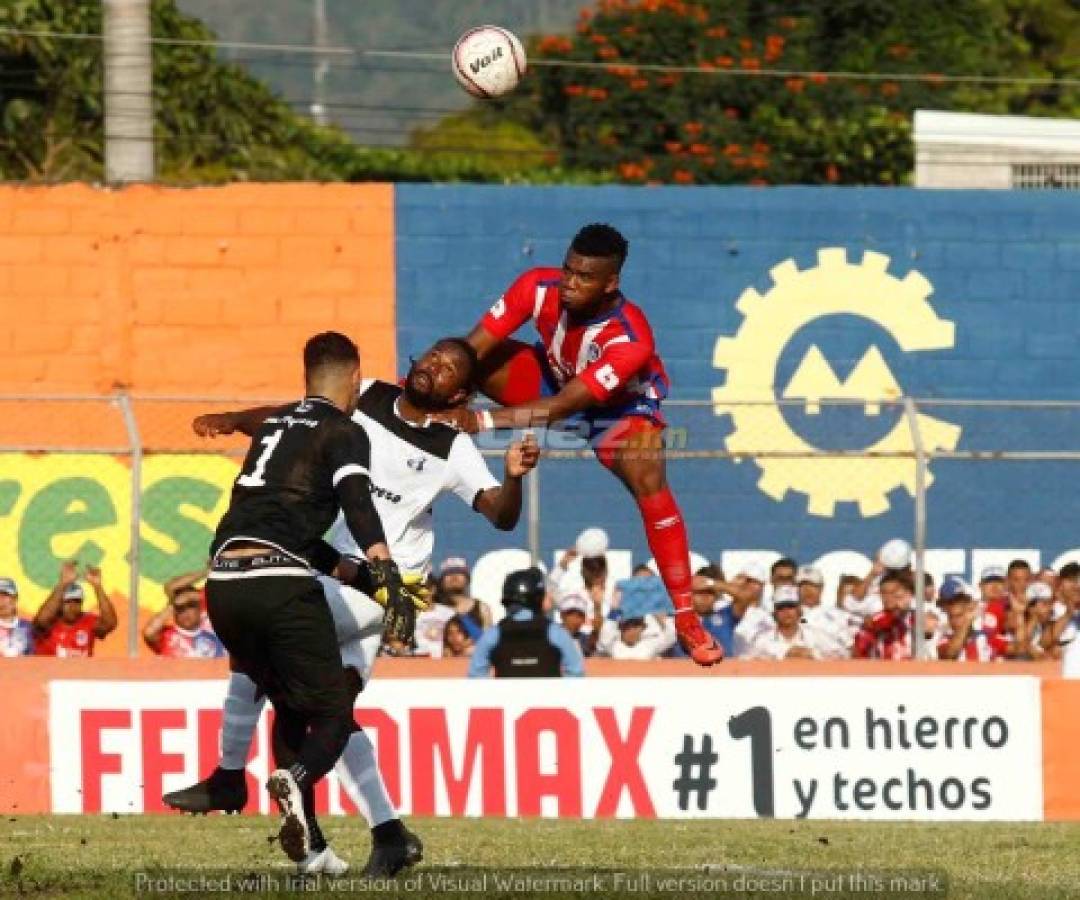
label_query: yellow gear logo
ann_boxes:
[711,247,962,517]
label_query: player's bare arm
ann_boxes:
[435,379,595,434]
[474,433,540,530]
[193,406,278,438]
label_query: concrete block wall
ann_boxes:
[395,186,1080,571]
[0,183,397,396]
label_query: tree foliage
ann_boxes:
[495,0,1079,185]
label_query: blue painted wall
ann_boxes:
[395,186,1080,572]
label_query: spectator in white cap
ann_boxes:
[33,560,117,657]
[731,562,772,652]
[0,577,33,657]
[434,557,492,636]
[551,527,615,616]
[796,565,859,652]
[557,592,600,657]
[746,585,846,661]
[1014,581,1055,660]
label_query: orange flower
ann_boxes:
[598,45,619,59]
[665,141,684,153]
[706,25,728,38]
[716,55,734,68]
[741,57,761,70]
[588,87,609,100]
[702,155,716,166]
[630,78,649,90]
[785,77,805,93]
[924,73,945,86]
[880,81,900,97]
[887,44,911,59]
[564,84,586,97]
[658,73,681,86]
[723,143,742,157]
[673,169,695,184]
[590,32,608,45]
[698,60,715,70]
[683,121,704,135]
[749,155,768,170]
[621,25,638,36]
[764,34,785,62]
[619,161,647,180]
[689,142,710,155]
[825,163,840,183]
[778,16,798,30]
[809,72,829,84]
[752,140,770,154]
[739,37,753,52]
[537,35,572,55]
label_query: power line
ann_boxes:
[1,26,1077,89]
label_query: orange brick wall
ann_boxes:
[0,183,396,395]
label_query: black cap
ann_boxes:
[501,567,546,610]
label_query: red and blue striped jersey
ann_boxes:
[480,267,670,407]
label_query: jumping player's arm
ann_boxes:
[473,338,653,432]
[467,270,545,360]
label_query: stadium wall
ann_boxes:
[2,659,1080,821]
[3,184,1080,646]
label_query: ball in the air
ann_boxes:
[452,26,527,99]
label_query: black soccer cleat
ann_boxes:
[162,767,248,814]
[361,827,423,878]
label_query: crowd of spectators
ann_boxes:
[0,561,223,658]
[6,533,1079,668]
[393,531,1080,667]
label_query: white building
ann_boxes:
[914,109,1080,189]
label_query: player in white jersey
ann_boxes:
[164,338,539,876]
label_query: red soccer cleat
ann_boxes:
[674,609,724,666]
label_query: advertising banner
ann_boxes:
[48,676,1042,821]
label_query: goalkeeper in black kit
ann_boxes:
[203,331,413,872]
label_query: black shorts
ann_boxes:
[206,570,348,719]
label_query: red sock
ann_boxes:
[635,488,693,613]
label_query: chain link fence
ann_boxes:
[2,393,1079,656]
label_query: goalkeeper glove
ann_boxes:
[366,558,415,645]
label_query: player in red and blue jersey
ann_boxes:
[438,223,722,666]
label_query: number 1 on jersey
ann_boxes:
[237,429,284,487]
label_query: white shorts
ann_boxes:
[318,575,385,686]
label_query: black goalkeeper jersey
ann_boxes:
[211,395,385,566]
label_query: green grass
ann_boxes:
[1,815,1079,899]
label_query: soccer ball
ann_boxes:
[451,26,527,99]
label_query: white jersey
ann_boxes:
[325,379,500,574]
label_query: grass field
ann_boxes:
[2,815,1079,899]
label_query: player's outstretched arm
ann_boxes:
[474,433,540,530]
[192,406,278,438]
[437,379,595,434]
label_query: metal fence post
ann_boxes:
[904,397,928,660]
[527,465,541,567]
[116,391,143,658]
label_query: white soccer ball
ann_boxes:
[575,527,609,558]
[879,538,913,570]
[452,26,527,99]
